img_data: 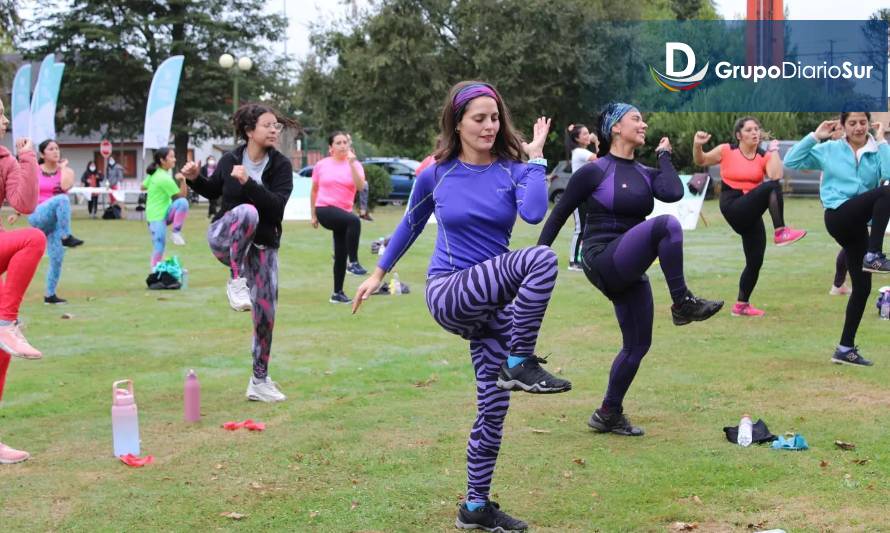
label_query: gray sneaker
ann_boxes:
[831,346,873,367]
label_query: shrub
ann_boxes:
[361,163,392,209]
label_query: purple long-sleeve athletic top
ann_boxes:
[538,152,683,250]
[378,158,548,276]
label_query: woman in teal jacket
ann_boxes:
[785,112,890,367]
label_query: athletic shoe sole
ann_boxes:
[495,378,571,394]
[862,267,890,274]
[0,455,30,464]
[775,233,806,247]
[455,518,524,532]
[672,301,724,326]
[830,358,873,367]
[0,341,39,360]
[587,417,645,436]
[329,298,352,304]
[730,311,763,317]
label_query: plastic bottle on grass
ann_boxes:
[737,414,753,447]
[184,369,201,422]
[378,238,386,256]
[391,272,402,296]
[111,380,140,456]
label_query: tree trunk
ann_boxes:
[174,132,190,174]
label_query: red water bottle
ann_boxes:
[184,369,201,422]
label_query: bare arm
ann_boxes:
[348,158,365,189]
[692,131,723,166]
[310,180,319,228]
[60,166,75,191]
[765,141,783,181]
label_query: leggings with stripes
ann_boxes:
[425,245,558,503]
[208,204,278,379]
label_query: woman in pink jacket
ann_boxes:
[0,98,48,464]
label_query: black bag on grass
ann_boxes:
[146,271,181,290]
[103,204,122,219]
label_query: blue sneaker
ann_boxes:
[831,346,873,367]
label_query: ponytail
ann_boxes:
[146,146,172,176]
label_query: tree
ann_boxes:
[0,0,21,89]
[25,0,294,168]
[295,0,667,161]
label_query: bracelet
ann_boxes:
[528,157,547,167]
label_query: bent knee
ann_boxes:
[530,245,558,268]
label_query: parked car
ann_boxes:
[296,165,313,178]
[707,140,821,196]
[362,157,421,203]
[547,160,573,204]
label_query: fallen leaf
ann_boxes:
[350,500,359,510]
[249,482,263,490]
[562,471,572,479]
[555,367,563,374]
[590,491,599,498]
[219,512,246,520]
[572,458,586,466]
[820,460,830,468]
[309,510,320,518]
[852,458,871,465]
[413,375,438,387]
[156,297,169,301]
[530,428,551,434]
[692,495,702,505]
[323,370,333,375]
[746,520,767,530]
[61,313,74,319]
[835,440,856,450]
[215,463,224,470]
[670,522,698,531]
[351,478,359,485]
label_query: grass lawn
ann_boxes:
[1,198,889,532]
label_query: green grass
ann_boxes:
[1,198,889,532]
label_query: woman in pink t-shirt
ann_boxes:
[311,131,367,304]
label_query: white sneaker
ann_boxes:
[246,376,287,402]
[171,232,186,246]
[226,278,252,311]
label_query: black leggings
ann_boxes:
[824,185,890,346]
[834,249,847,288]
[316,206,361,293]
[720,180,785,302]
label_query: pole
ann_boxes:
[233,73,239,145]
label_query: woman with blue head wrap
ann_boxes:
[539,102,723,436]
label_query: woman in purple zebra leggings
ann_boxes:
[353,81,571,532]
[539,103,723,437]
[182,104,296,403]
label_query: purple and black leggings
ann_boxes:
[425,245,557,503]
[583,214,687,412]
[207,204,278,379]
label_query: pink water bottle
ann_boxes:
[184,369,201,422]
[111,380,140,456]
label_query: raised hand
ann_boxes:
[693,131,711,146]
[521,117,551,159]
[814,120,839,141]
[181,161,201,180]
[231,164,248,185]
[656,137,672,153]
[767,139,780,152]
[15,137,33,154]
[872,122,886,142]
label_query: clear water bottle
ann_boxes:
[737,414,753,447]
[181,268,189,289]
[378,238,386,256]
[881,292,890,320]
[184,369,200,422]
[111,380,140,456]
[390,272,402,296]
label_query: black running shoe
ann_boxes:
[496,356,571,394]
[831,346,873,367]
[44,294,67,305]
[588,408,645,436]
[61,235,84,248]
[455,501,528,532]
[671,292,724,326]
[862,252,890,274]
[347,262,368,276]
[329,291,352,304]
[360,212,374,221]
